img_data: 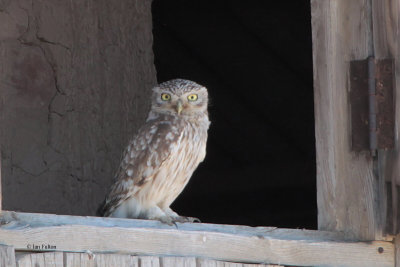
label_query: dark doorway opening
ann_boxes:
[152,0,316,229]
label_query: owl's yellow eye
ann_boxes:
[187,94,198,101]
[161,93,171,101]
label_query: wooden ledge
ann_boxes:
[0,211,394,267]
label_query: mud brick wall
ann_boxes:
[0,0,156,215]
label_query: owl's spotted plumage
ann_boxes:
[97,79,210,224]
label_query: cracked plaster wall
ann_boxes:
[0,0,156,215]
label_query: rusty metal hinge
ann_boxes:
[350,57,394,153]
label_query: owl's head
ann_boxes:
[150,79,208,117]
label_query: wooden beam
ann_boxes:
[0,211,394,267]
[16,252,63,267]
[311,0,385,240]
[371,0,400,235]
[0,152,2,213]
[0,244,16,267]
[14,253,278,267]
[395,234,400,267]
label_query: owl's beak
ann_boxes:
[176,100,183,115]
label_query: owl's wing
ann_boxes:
[98,118,183,216]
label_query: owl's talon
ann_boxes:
[158,216,175,226]
[185,216,201,223]
[173,216,201,223]
[189,217,201,223]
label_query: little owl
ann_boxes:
[97,79,210,225]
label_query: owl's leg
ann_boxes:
[163,207,201,223]
[109,197,142,218]
[145,205,176,226]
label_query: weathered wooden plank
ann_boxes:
[0,211,340,241]
[14,253,279,267]
[242,264,282,267]
[160,257,197,267]
[0,245,16,267]
[0,211,394,267]
[18,254,43,267]
[242,264,281,267]
[311,0,384,240]
[371,0,400,235]
[95,254,139,267]
[395,234,400,267]
[42,253,63,267]
[196,258,225,267]
[17,252,139,267]
[63,252,98,267]
[0,156,2,214]
[161,257,277,267]
[15,252,63,267]
[161,257,280,267]
[138,256,160,267]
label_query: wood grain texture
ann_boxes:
[0,0,156,216]
[16,252,63,267]
[64,252,140,267]
[96,254,139,267]
[138,256,160,267]
[371,0,400,234]
[311,0,385,240]
[0,211,394,267]
[160,257,197,267]
[14,254,277,267]
[0,245,16,267]
[0,156,2,213]
[196,259,226,267]
[396,234,400,267]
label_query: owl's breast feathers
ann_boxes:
[98,114,209,217]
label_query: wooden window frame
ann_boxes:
[0,211,394,267]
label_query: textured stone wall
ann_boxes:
[0,0,156,215]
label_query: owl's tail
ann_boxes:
[96,199,107,217]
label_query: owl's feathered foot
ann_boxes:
[173,216,201,223]
[145,206,184,226]
[160,207,201,224]
[157,215,176,226]
[157,215,200,226]
[189,217,201,223]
